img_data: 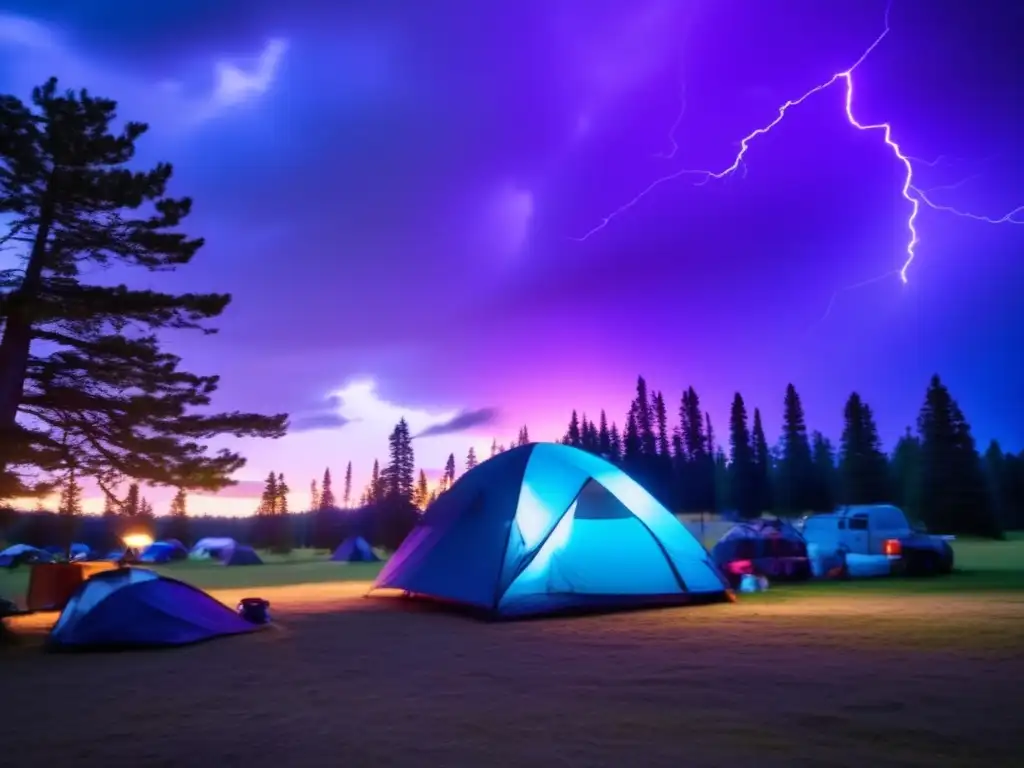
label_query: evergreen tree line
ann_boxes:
[554,374,1014,538]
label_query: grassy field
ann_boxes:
[0,548,383,602]
[3,533,1022,603]
[2,535,1022,766]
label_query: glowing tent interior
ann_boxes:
[370,442,731,618]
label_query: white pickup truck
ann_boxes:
[800,504,954,576]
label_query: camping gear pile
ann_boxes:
[711,518,813,588]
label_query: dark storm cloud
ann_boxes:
[415,408,500,439]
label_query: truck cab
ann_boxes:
[801,504,954,575]
[801,504,910,555]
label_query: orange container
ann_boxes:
[26,561,119,612]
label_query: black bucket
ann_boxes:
[237,597,271,624]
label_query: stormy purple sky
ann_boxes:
[2,0,1022,515]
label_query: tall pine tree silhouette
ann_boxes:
[0,78,286,499]
[917,375,999,537]
[319,468,335,509]
[778,384,814,513]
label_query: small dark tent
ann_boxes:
[711,518,811,586]
[47,568,259,650]
[0,544,51,568]
[331,536,379,563]
[223,545,263,566]
[140,541,188,563]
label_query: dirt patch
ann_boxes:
[3,585,1022,767]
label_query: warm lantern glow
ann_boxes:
[122,533,154,549]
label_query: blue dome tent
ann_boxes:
[222,545,263,566]
[331,536,379,563]
[48,568,260,650]
[370,443,731,618]
[139,540,188,563]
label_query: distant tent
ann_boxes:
[0,544,51,569]
[190,538,236,560]
[222,545,263,566]
[47,568,259,650]
[331,536,379,563]
[139,545,172,564]
[42,542,90,559]
[711,518,811,586]
[371,442,730,618]
[162,539,188,558]
[140,541,188,563]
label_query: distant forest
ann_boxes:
[4,371,1019,556]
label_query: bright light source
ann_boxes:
[122,533,153,549]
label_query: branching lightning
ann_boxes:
[572,2,1024,293]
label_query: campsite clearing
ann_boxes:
[1,536,1022,766]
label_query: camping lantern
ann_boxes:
[237,597,271,624]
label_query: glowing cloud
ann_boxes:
[0,13,288,130]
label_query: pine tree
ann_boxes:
[728,393,757,517]
[343,461,352,508]
[466,447,478,471]
[653,392,669,457]
[890,427,921,517]
[984,445,1024,531]
[598,411,612,456]
[57,467,83,557]
[276,473,290,514]
[258,472,278,515]
[102,492,117,517]
[623,409,642,466]
[632,376,656,458]
[319,467,335,509]
[713,448,729,513]
[0,78,287,499]
[678,388,711,511]
[413,469,430,510]
[750,408,772,513]
[58,469,82,517]
[778,383,815,514]
[124,482,141,517]
[370,459,382,503]
[490,439,499,457]
[810,431,837,511]
[169,488,187,517]
[166,487,189,544]
[139,497,155,519]
[443,453,456,490]
[517,425,531,446]
[838,393,890,504]
[564,410,582,447]
[609,422,622,463]
[309,479,320,511]
[917,375,999,537]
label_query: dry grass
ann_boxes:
[3,583,1023,767]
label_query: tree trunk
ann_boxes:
[0,212,53,476]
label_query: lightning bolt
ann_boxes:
[572,1,1024,290]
